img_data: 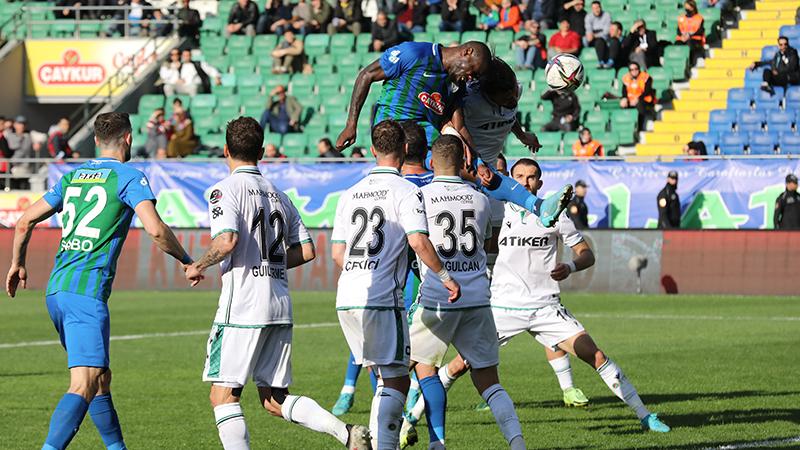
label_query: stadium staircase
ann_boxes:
[636,0,799,155]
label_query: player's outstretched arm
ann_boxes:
[551,241,595,281]
[6,199,57,298]
[407,232,461,302]
[186,231,239,286]
[135,200,192,265]
[286,241,316,269]
[336,60,386,150]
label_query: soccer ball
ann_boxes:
[545,53,585,91]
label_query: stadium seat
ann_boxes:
[744,67,766,88]
[588,70,615,91]
[594,131,619,153]
[767,111,794,133]
[761,46,778,63]
[488,31,514,50]
[254,35,279,51]
[194,115,222,134]
[282,133,308,154]
[227,35,253,54]
[138,95,164,114]
[237,76,263,96]
[438,31,459,44]
[754,98,781,112]
[304,34,330,56]
[693,131,718,151]
[356,33,373,52]
[784,87,800,110]
[726,88,753,111]
[779,133,800,154]
[719,133,747,154]
[748,132,776,154]
[779,25,800,42]
[330,34,355,54]
[264,132,283,146]
[461,31,487,42]
[736,111,765,132]
[537,132,562,155]
[584,110,609,130]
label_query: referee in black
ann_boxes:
[774,173,800,229]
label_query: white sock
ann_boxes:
[409,376,420,392]
[214,403,250,450]
[369,385,382,446]
[372,387,405,450]
[409,393,426,424]
[597,358,650,420]
[340,385,355,395]
[438,366,457,391]
[548,354,574,390]
[282,395,349,445]
[481,384,525,447]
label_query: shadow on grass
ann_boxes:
[584,390,800,407]
[0,371,60,378]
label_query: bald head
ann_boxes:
[442,41,491,84]
[430,135,464,176]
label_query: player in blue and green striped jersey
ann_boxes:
[335,41,573,228]
[6,112,193,450]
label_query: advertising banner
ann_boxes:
[0,191,46,228]
[25,39,159,98]
[47,159,800,229]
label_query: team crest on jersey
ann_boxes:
[418,92,445,115]
[209,189,223,204]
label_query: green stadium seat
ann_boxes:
[192,94,218,109]
[304,125,328,142]
[201,16,222,35]
[327,114,348,130]
[203,39,226,56]
[602,0,626,11]
[580,48,599,66]
[194,115,222,134]
[237,76,263,96]
[265,74,291,90]
[505,141,531,157]
[338,61,361,76]
[241,95,267,112]
[206,55,231,73]
[203,134,226,149]
[138,95,164,114]
[212,84,236,97]
[227,35,253,52]
[414,32,435,43]
[461,31,486,43]
[614,11,637,30]
[588,69,615,91]
[254,34,278,51]
[628,0,654,11]
[655,0,680,10]
[317,74,343,90]
[304,34,330,56]
[230,59,257,75]
[356,33,373,52]
[322,95,349,114]
[217,105,241,120]
[641,10,664,27]
[528,110,550,130]
[129,114,143,133]
[264,132,283,146]
[77,22,101,38]
[282,133,308,149]
[425,14,442,30]
[488,31,514,50]
[563,131,579,148]
[438,31,459,44]
[584,110,609,130]
[594,131,619,153]
[227,45,251,60]
[537,132,562,154]
[330,34,355,53]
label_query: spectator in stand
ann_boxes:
[683,140,707,161]
[774,173,800,229]
[622,19,658,69]
[350,147,365,158]
[497,0,522,32]
[328,0,363,35]
[476,2,500,30]
[572,128,604,157]
[675,0,705,66]
[560,0,585,37]
[48,118,78,159]
[8,116,37,186]
[226,0,259,37]
[541,88,580,131]
[620,61,655,130]
[548,19,581,56]
[394,0,428,34]
[55,1,82,19]
[567,179,589,228]
[144,108,170,159]
[151,8,174,37]
[584,1,612,66]
[260,0,294,34]
[371,11,402,52]
[271,30,306,73]
[264,143,287,160]
[167,103,197,157]
[602,21,624,69]
[657,170,681,229]
[177,0,202,49]
[440,0,471,32]
[523,0,556,29]
[513,19,548,70]
[260,85,303,134]
[105,0,156,37]
[160,48,222,96]
[0,117,10,161]
[289,0,313,34]
[317,138,344,157]
[306,0,332,34]
[749,36,800,96]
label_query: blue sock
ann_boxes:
[369,369,378,393]
[419,375,447,444]
[44,393,89,450]
[89,394,126,450]
[479,163,540,214]
[343,353,361,389]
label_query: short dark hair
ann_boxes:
[778,36,789,44]
[371,119,405,158]
[431,135,464,170]
[611,20,622,29]
[319,137,333,149]
[400,121,428,164]
[94,112,131,149]
[225,116,264,162]
[510,157,541,178]
[629,61,641,70]
[173,98,183,106]
[482,57,517,99]
[592,1,601,5]
[581,127,592,134]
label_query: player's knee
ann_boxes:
[97,369,112,395]
[68,368,104,399]
[261,387,287,417]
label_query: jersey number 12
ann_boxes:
[252,208,285,264]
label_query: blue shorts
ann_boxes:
[46,291,110,369]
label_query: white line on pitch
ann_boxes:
[702,436,800,450]
[580,313,800,322]
[0,322,339,350]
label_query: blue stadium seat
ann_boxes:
[737,110,765,132]
[744,67,765,88]
[754,98,782,111]
[748,132,776,154]
[710,108,736,124]
[755,87,784,101]
[761,46,778,62]
[727,88,753,110]
[693,131,719,151]
[785,87,800,110]
[719,133,747,154]
[779,133,800,154]
[779,25,800,42]
[767,111,794,133]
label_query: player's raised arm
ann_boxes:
[6,199,58,298]
[135,200,193,266]
[336,60,386,150]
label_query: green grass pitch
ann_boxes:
[2,291,799,449]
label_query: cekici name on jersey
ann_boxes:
[498,234,550,247]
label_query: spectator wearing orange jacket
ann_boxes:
[497,0,523,32]
[619,62,656,130]
[572,128,604,157]
[676,0,705,65]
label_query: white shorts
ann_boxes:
[409,305,499,369]
[489,197,505,228]
[202,324,292,388]
[492,303,585,350]
[337,308,410,370]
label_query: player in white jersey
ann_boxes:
[332,119,461,450]
[185,117,371,450]
[434,158,671,433]
[408,135,527,450]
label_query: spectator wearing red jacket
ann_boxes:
[549,19,581,56]
[497,0,522,32]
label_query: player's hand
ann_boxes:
[518,131,541,153]
[476,163,494,187]
[550,263,571,281]
[185,264,204,287]
[336,124,357,151]
[444,279,461,303]
[6,265,27,298]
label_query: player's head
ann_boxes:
[430,135,465,176]
[482,57,519,109]
[371,119,406,165]
[400,121,428,166]
[510,158,542,195]
[94,112,133,162]
[496,153,508,176]
[446,41,491,84]
[225,116,265,163]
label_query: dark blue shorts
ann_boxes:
[46,292,110,369]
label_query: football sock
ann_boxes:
[369,385,382,445]
[88,393,126,450]
[479,163,540,215]
[282,395,349,445]
[405,372,420,412]
[597,358,650,420]
[373,387,406,450]
[548,354,575,390]
[341,353,361,394]
[481,384,525,448]
[408,392,426,425]
[44,393,89,450]
[214,403,249,450]
[439,365,458,391]
[419,375,447,445]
